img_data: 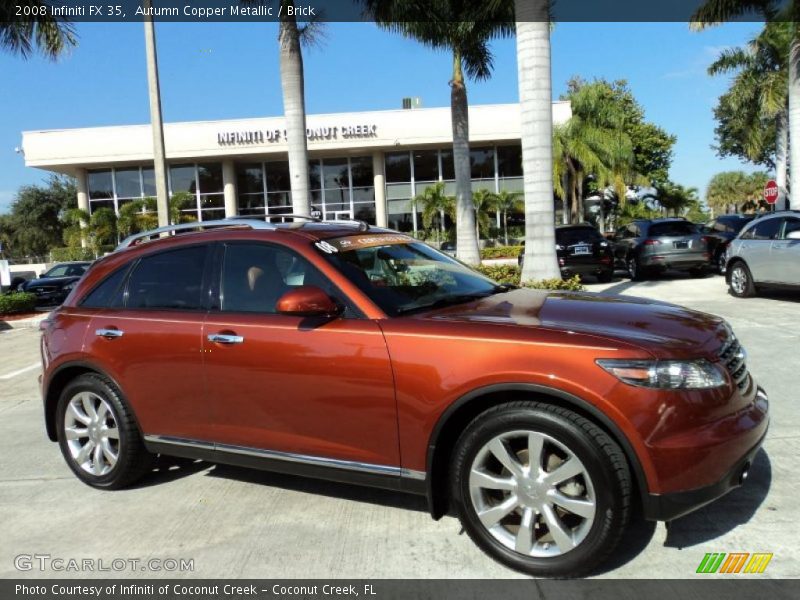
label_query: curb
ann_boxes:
[0,312,50,331]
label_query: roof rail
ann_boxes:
[115,219,276,251]
[229,213,370,231]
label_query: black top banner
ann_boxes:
[4,0,790,23]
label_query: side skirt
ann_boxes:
[143,435,427,496]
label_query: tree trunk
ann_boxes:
[451,49,481,265]
[279,3,311,216]
[517,4,560,281]
[777,107,789,211]
[503,211,509,246]
[576,169,584,223]
[790,34,800,210]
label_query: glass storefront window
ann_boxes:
[141,168,156,197]
[267,191,291,210]
[89,199,114,214]
[308,160,321,190]
[470,147,495,179]
[497,145,522,178]
[237,195,266,215]
[200,194,224,210]
[322,158,349,191]
[413,150,439,182]
[265,161,291,192]
[350,157,373,187]
[198,163,223,193]
[169,164,196,194]
[115,168,141,199]
[385,152,411,183]
[354,203,376,224]
[352,187,374,204]
[88,170,113,199]
[236,163,264,195]
[439,150,455,180]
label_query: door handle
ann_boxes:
[96,328,124,339]
[207,333,244,344]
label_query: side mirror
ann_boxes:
[276,286,341,317]
[787,230,800,240]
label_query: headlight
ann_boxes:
[596,359,726,389]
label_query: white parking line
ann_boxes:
[0,363,40,380]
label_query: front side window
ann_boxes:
[782,217,800,237]
[125,246,208,310]
[320,236,501,316]
[220,243,346,315]
[750,218,782,241]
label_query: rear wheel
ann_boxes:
[728,262,756,298]
[451,402,631,577]
[56,373,154,489]
[715,251,727,275]
[597,269,614,283]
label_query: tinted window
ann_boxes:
[750,217,782,240]
[557,227,604,245]
[126,246,207,310]
[385,152,411,183]
[80,265,129,308]
[413,150,439,182]
[783,217,800,237]
[44,265,70,278]
[220,243,342,314]
[648,221,697,237]
[727,217,753,234]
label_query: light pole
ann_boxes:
[143,0,170,227]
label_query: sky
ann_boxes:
[0,20,765,213]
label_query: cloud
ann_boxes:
[661,45,735,79]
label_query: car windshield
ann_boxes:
[318,235,505,316]
[557,227,603,245]
[44,264,86,278]
[648,221,697,237]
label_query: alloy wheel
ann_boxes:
[730,266,747,295]
[468,430,596,558]
[63,391,120,476]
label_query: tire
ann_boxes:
[728,261,756,298]
[689,266,708,278]
[56,373,154,489]
[451,401,631,577]
[715,252,727,275]
[597,269,613,283]
[626,256,645,281]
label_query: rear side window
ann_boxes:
[80,265,129,308]
[126,246,208,310]
[648,222,697,237]
[748,218,782,241]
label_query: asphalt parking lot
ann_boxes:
[0,273,797,579]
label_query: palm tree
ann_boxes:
[492,189,523,245]
[412,182,455,243]
[655,182,700,217]
[708,22,790,203]
[472,188,497,241]
[0,2,76,59]
[692,0,799,210]
[278,1,322,217]
[365,1,514,266]
[514,1,561,281]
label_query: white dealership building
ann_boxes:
[21,101,571,232]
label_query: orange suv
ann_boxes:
[40,217,769,577]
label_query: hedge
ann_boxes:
[475,265,585,291]
[480,245,523,259]
[50,247,95,262]
[0,292,37,315]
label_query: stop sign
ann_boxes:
[764,180,779,204]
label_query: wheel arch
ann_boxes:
[424,383,649,520]
[725,256,748,284]
[44,360,138,442]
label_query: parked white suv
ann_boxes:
[725,211,800,297]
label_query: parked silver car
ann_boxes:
[725,210,800,297]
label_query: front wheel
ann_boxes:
[728,262,756,298]
[56,373,154,489]
[626,256,645,281]
[451,402,631,577]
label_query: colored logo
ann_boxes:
[696,552,773,574]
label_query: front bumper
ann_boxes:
[642,386,769,521]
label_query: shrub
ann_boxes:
[475,264,521,285]
[0,292,37,315]
[480,245,523,259]
[50,247,95,262]
[523,275,585,291]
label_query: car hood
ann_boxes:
[416,288,726,359]
[23,276,79,288]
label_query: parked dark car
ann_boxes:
[613,218,709,280]
[17,261,91,305]
[520,224,614,282]
[703,215,756,274]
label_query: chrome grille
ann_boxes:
[718,335,749,390]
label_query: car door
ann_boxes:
[202,241,399,470]
[84,244,215,442]
[771,216,800,284]
[742,217,783,282]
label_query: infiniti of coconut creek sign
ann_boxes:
[217,123,378,145]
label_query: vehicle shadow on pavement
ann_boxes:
[207,464,430,513]
[136,455,212,488]
[663,448,772,549]
[591,508,657,575]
